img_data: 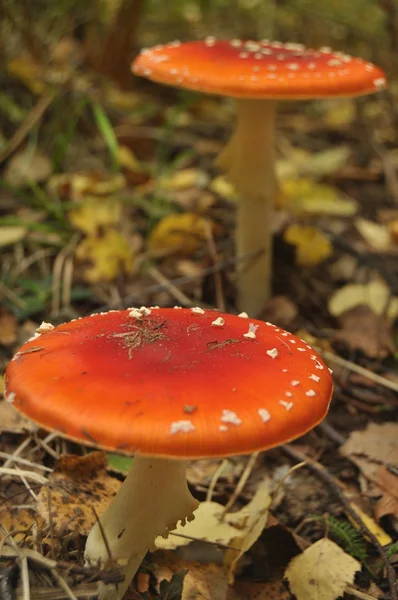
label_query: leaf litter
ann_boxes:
[1,6,398,599]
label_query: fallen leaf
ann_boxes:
[285,538,361,600]
[68,196,122,234]
[149,213,213,257]
[75,229,134,282]
[153,555,228,600]
[261,296,298,329]
[37,452,121,534]
[156,476,271,560]
[340,423,398,468]
[48,171,126,202]
[333,305,396,358]
[340,423,398,512]
[280,178,357,216]
[233,580,290,600]
[0,400,36,434]
[0,508,44,543]
[277,146,351,180]
[328,279,398,320]
[160,168,208,191]
[349,503,392,546]
[224,477,272,583]
[210,176,237,201]
[0,226,27,247]
[4,148,52,187]
[354,217,392,251]
[0,309,18,345]
[284,225,333,266]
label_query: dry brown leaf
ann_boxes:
[340,423,398,514]
[340,422,398,468]
[0,400,36,434]
[233,580,290,600]
[285,538,360,600]
[334,305,396,358]
[0,507,44,543]
[153,558,229,600]
[0,309,18,346]
[4,148,52,187]
[37,452,121,534]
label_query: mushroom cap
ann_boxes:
[5,308,333,459]
[132,39,387,100]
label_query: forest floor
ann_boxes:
[0,23,398,600]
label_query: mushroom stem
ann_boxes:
[85,455,199,599]
[217,98,277,317]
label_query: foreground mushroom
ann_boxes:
[133,39,387,316]
[5,307,333,599]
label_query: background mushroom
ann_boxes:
[133,39,387,316]
[5,307,333,599]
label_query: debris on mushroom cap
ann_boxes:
[132,39,387,100]
[5,308,333,459]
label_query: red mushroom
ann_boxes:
[5,307,333,598]
[132,39,387,316]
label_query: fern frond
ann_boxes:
[315,515,368,563]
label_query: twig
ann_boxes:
[221,452,259,517]
[281,444,397,600]
[147,266,193,306]
[50,570,78,600]
[206,459,229,502]
[0,451,52,472]
[204,221,226,312]
[319,349,398,394]
[0,93,56,163]
[0,467,48,485]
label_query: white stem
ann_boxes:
[85,455,199,599]
[217,99,277,317]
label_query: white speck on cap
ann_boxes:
[258,408,271,423]
[191,307,205,315]
[170,420,195,435]
[279,400,293,411]
[219,425,229,432]
[211,317,225,327]
[285,391,293,398]
[291,381,300,386]
[244,323,258,339]
[36,322,54,334]
[6,391,16,404]
[309,374,320,382]
[221,409,242,425]
[306,390,316,397]
[266,348,278,359]
[129,308,144,319]
[373,77,386,90]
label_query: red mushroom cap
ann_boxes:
[132,38,387,100]
[5,308,333,459]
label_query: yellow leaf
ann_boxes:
[0,226,27,247]
[325,100,356,128]
[284,225,333,267]
[156,476,271,568]
[149,213,212,256]
[355,217,392,251]
[210,176,237,202]
[285,538,361,600]
[281,178,357,216]
[328,279,398,319]
[277,146,351,180]
[224,477,271,583]
[117,145,143,173]
[7,56,48,95]
[75,229,134,282]
[160,168,208,191]
[69,197,122,235]
[349,504,392,546]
